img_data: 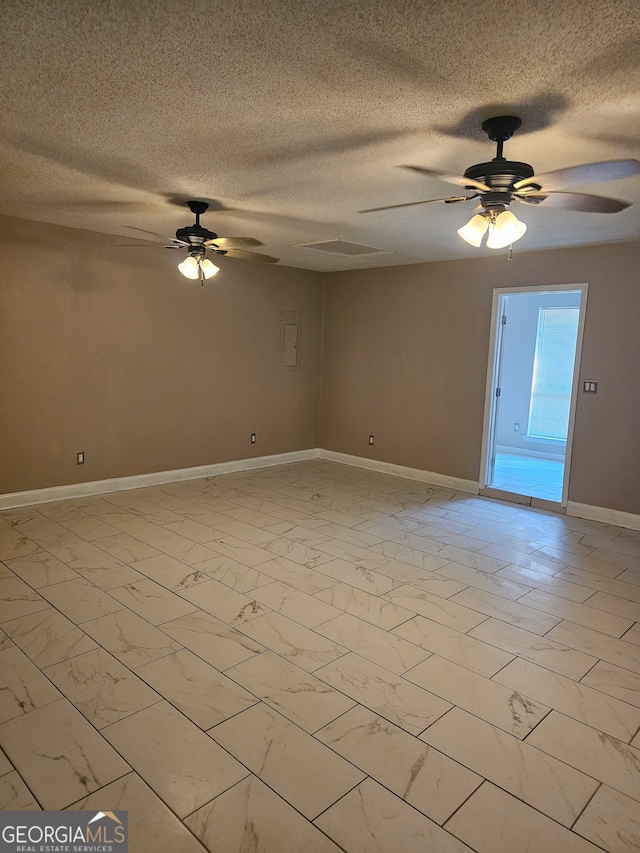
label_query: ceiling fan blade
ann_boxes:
[514,159,640,191]
[515,191,630,213]
[203,236,264,248]
[211,248,279,263]
[359,195,473,213]
[398,165,491,193]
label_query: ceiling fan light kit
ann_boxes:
[486,210,527,249]
[177,252,220,280]
[177,255,201,279]
[361,115,639,252]
[456,213,489,247]
[458,207,527,249]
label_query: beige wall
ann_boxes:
[2,213,639,516]
[319,242,640,515]
[0,216,324,493]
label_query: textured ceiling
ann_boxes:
[1,0,639,271]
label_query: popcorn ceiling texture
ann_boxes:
[1,0,639,270]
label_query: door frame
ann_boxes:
[479,282,589,506]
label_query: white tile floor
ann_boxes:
[491,452,565,502]
[1,460,640,852]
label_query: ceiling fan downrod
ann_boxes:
[187,200,209,227]
[481,116,522,161]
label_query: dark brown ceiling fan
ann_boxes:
[165,200,278,283]
[360,116,640,248]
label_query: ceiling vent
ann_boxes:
[293,239,391,257]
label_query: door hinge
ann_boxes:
[495,387,501,397]
[502,314,507,325]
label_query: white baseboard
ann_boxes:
[0,448,478,510]
[0,449,321,510]
[567,501,640,531]
[4,451,638,531]
[317,450,479,494]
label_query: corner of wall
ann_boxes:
[316,272,329,447]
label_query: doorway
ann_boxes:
[480,284,588,506]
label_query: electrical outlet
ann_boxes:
[368,435,374,446]
[250,433,256,444]
[76,451,85,465]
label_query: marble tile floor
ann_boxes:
[491,452,566,502]
[1,460,640,852]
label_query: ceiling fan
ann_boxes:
[165,200,279,283]
[360,116,640,249]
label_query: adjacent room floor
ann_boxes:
[1,460,639,852]
[491,452,565,503]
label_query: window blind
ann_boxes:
[527,307,580,441]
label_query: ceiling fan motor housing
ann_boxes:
[175,224,218,245]
[465,115,539,194]
[464,160,536,191]
[176,200,219,245]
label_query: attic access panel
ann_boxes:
[294,240,391,257]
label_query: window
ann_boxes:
[527,307,580,441]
